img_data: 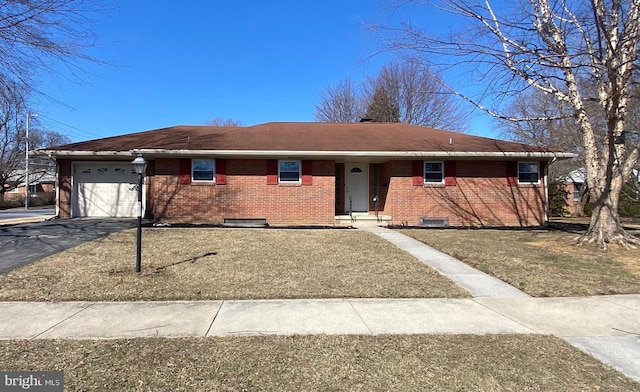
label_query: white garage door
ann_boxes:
[73,162,141,218]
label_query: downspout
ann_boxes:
[544,157,556,225]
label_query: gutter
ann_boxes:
[35,149,577,160]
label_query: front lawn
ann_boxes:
[1,335,638,391]
[0,228,469,301]
[400,228,640,297]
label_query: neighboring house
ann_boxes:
[37,122,574,226]
[560,167,639,216]
[560,168,586,215]
[3,170,56,201]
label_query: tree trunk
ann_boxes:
[577,189,639,250]
[574,188,589,217]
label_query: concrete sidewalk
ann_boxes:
[2,296,637,339]
[1,296,639,381]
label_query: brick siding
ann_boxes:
[150,158,335,225]
[375,160,546,226]
[56,158,546,226]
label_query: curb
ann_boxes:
[0,216,55,227]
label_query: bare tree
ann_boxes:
[497,89,582,177]
[316,63,470,129]
[314,77,365,122]
[375,0,640,249]
[0,83,69,202]
[206,117,243,127]
[364,62,469,130]
[0,0,102,93]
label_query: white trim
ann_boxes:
[517,161,541,185]
[278,160,302,184]
[36,149,577,160]
[424,161,445,185]
[55,161,60,217]
[191,159,216,183]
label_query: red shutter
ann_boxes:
[216,159,227,185]
[507,161,518,186]
[444,161,457,186]
[267,159,278,185]
[412,160,424,186]
[302,160,312,185]
[179,158,191,185]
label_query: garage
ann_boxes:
[72,162,142,218]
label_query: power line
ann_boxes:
[38,114,103,139]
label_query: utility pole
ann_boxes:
[25,113,38,209]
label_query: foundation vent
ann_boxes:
[419,217,449,228]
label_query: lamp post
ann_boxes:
[25,113,38,209]
[131,153,147,273]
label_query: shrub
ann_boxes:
[548,181,569,217]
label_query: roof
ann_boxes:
[563,168,586,183]
[37,122,576,160]
[561,167,639,183]
[7,169,56,185]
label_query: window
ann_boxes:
[279,160,301,183]
[573,182,582,201]
[192,159,215,182]
[424,161,444,184]
[518,162,540,184]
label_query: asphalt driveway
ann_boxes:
[0,219,137,274]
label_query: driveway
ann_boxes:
[0,219,137,274]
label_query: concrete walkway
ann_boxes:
[0,227,638,382]
[362,227,530,298]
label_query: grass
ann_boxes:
[1,335,638,391]
[400,227,640,297]
[0,228,469,301]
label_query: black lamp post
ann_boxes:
[131,153,147,273]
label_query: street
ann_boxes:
[0,207,55,222]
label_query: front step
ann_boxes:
[335,214,392,228]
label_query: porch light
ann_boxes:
[131,153,147,273]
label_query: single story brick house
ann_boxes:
[37,122,574,226]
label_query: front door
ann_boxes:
[345,163,368,213]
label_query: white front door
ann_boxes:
[345,163,368,213]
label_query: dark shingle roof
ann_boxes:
[40,122,572,159]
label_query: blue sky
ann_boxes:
[33,1,497,142]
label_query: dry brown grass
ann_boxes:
[1,335,638,391]
[400,228,640,297]
[0,228,469,301]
